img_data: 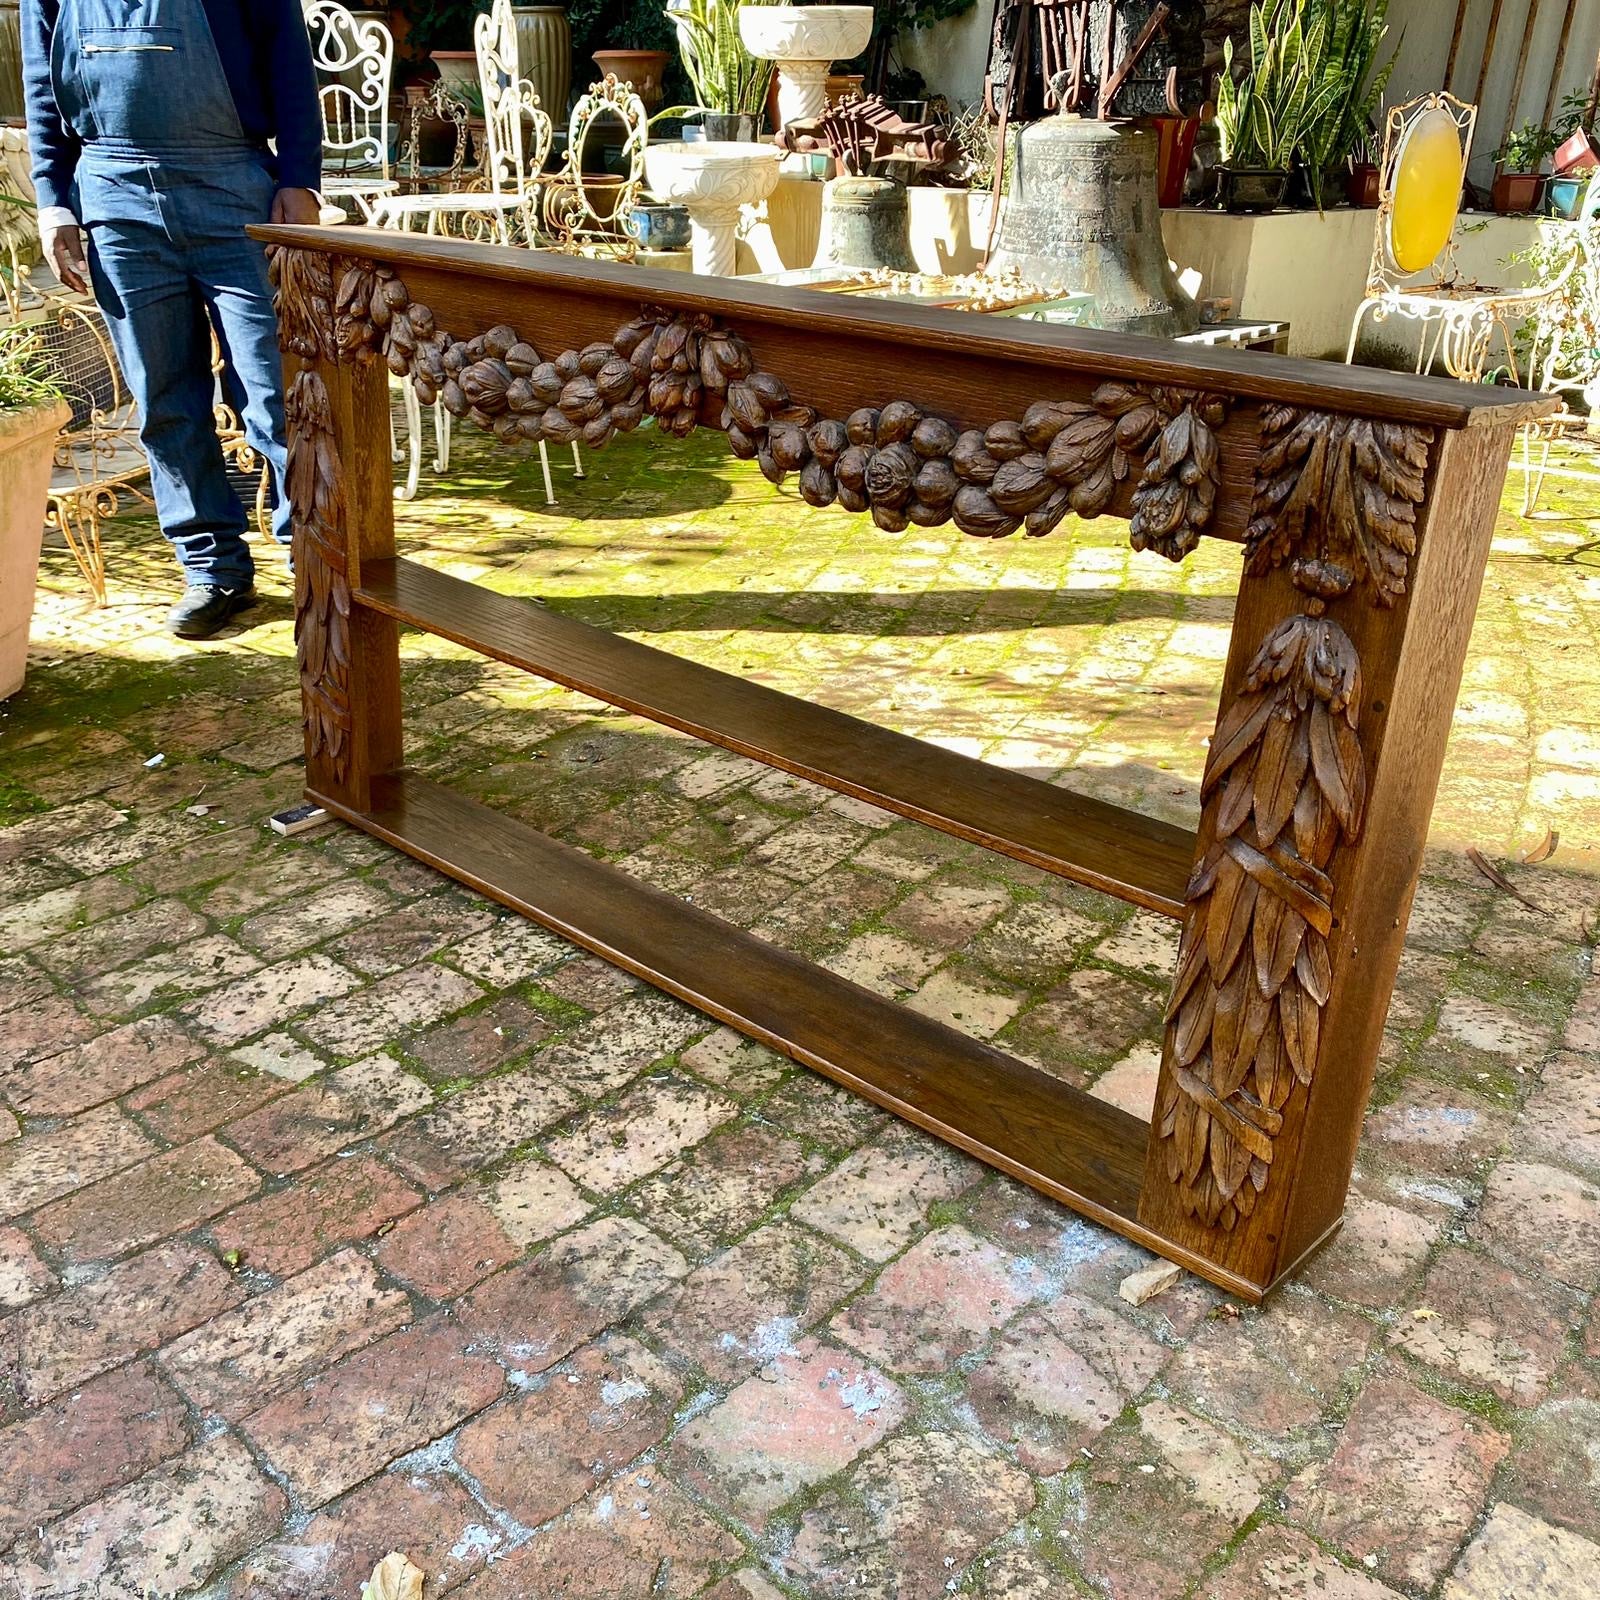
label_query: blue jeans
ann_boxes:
[81,150,291,590]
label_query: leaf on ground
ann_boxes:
[1518,827,1559,865]
[1466,847,1544,913]
[361,1553,424,1600]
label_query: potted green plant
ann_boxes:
[0,322,69,700]
[1345,122,1381,207]
[1214,0,1342,212]
[665,0,777,140]
[1293,0,1395,210]
[1493,122,1559,214]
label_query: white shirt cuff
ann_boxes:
[36,205,79,232]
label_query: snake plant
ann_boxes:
[664,0,778,118]
[1297,0,1397,208]
[1216,0,1345,174]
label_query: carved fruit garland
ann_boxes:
[287,251,1230,555]
[1155,405,1434,1229]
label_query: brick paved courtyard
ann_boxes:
[2,423,1599,1599]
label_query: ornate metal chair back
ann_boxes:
[303,0,395,180]
[543,74,649,251]
[1366,91,1477,295]
[474,0,553,218]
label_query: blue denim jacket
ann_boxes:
[21,0,323,211]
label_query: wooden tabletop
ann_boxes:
[253,223,1559,431]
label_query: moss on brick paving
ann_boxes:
[1,419,1598,1598]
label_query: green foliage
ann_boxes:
[1216,0,1346,174]
[399,0,490,55]
[0,325,65,413]
[567,0,681,57]
[666,0,778,116]
[1496,120,1561,174]
[1554,88,1597,140]
[1297,0,1396,208]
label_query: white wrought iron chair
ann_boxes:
[1518,173,1600,515]
[1346,92,1576,383]
[368,0,552,245]
[304,0,398,220]
[379,0,578,504]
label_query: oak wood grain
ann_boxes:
[251,224,1555,430]
[355,556,1197,914]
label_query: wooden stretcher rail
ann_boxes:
[316,769,1151,1226]
[355,557,1195,915]
[261,225,1551,1300]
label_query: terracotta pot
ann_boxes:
[591,48,671,112]
[1152,116,1199,208]
[1346,162,1380,207]
[1491,171,1543,214]
[1217,166,1288,213]
[430,49,477,89]
[0,398,70,700]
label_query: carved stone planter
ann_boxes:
[738,5,874,130]
[642,140,782,276]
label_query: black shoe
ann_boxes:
[168,584,258,639]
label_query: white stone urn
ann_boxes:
[737,5,874,129]
[642,141,782,276]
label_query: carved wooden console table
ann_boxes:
[257,224,1550,1301]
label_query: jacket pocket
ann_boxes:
[80,26,181,52]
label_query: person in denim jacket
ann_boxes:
[22,0,323,636]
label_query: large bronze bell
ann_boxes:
[990,116,1199,338]
[983,0,1206,338]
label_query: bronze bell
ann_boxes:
[989,115,1198,338]
[982,0,1206,338]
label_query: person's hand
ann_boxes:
[271,187,324,226]
[41,220,88,294]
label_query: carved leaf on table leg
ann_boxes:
[285,368,351,786]
[1245,406,1433,605]
[269,247,338,364]
[1157,612,1366,1229]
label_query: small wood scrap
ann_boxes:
[1119,1260,1182,1306]
[1467,846,1545,913]
[361,1552,424,1600]
[271,801,332,837]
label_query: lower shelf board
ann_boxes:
[312,770,1290,1300]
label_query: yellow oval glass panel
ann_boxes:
[1388,107,1464,274]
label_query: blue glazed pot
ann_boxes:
[625,203,692,250]
[1548,175,1587,220]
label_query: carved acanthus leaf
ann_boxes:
[1245,405,1433,605]
[1156,612,1366,1229]
[269,247,338,365]
[284,367,351,784]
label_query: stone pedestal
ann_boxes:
[738,6,875,130]
[643,141,783,277]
